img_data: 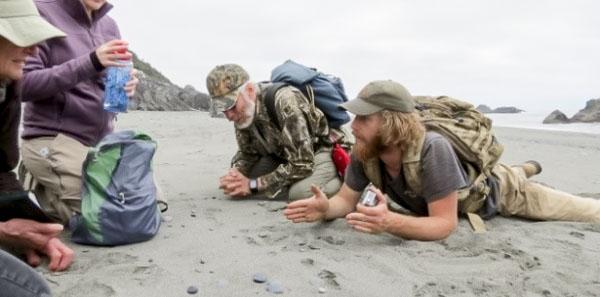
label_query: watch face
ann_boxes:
[250,179,258,189]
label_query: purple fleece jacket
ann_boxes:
[21,0,120,147]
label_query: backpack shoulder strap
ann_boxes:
[263,82,289,129]
[363,158,383,190]
[401,133,426,195]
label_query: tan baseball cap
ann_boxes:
[340,80,415,115]
[0,0,65,47]
[206,64,249,112]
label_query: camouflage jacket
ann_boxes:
[232,83,331,198]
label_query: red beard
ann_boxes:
[353,135,383,163]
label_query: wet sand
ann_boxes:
[40,111,600,297]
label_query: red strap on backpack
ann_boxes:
[331,143,350,178]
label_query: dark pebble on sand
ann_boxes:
[301,258,314,265]
[318,270,336,280]
[187,286,198,294]
[300,258,315,265]
[253,273,268,283]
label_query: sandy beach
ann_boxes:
[37,111,600,297]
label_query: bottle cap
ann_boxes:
[115,48,131,61]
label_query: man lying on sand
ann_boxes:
[284,80,600,241]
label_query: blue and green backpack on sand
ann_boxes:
[70,130,163,246]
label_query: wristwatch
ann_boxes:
[249,178,259,194]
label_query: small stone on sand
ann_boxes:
[253,273,268,283]
[186,286,198,294]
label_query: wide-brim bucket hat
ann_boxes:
[0,0,65,47]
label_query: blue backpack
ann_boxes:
[70,131,164,246]
[265,60,351,129]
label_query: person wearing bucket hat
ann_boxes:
[1,0,74,295]
[285,80,600,240]
[207,63,348,201]
[17,0,139,224]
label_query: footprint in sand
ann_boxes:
[318,269,341,290]
[413,281,464,297]
[61,280,116,297]
[69,252,138,274]
[569,231,585,239]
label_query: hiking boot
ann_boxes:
[519,160,542,178]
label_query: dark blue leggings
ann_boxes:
[0,249,51,297]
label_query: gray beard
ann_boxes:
[234,100,256,129]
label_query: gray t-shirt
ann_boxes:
[345,132,468,216]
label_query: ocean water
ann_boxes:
[486,112,600,135]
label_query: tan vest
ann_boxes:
[363,133,491,215]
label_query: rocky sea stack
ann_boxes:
[129,52,211,112]
[543,99,600,124]
[543,110,570,124]
[570,99,600,123]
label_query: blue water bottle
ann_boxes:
[103,49,132,113]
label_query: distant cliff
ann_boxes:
[476,105,523,114]
[129,52,211,112]
[543,99,600,124]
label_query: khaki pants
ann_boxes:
[248,149,342,201]
[493,163,600,223]
[21,134,89,224]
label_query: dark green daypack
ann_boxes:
[70,131,165,245]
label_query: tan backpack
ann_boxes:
[364,96,504,214]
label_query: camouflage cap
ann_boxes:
[340,80,414,115]
[206,64,250,112]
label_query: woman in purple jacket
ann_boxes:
[20,0,139,224]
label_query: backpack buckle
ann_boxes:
[118,192,126,204]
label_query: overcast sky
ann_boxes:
[109,0,599,114]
